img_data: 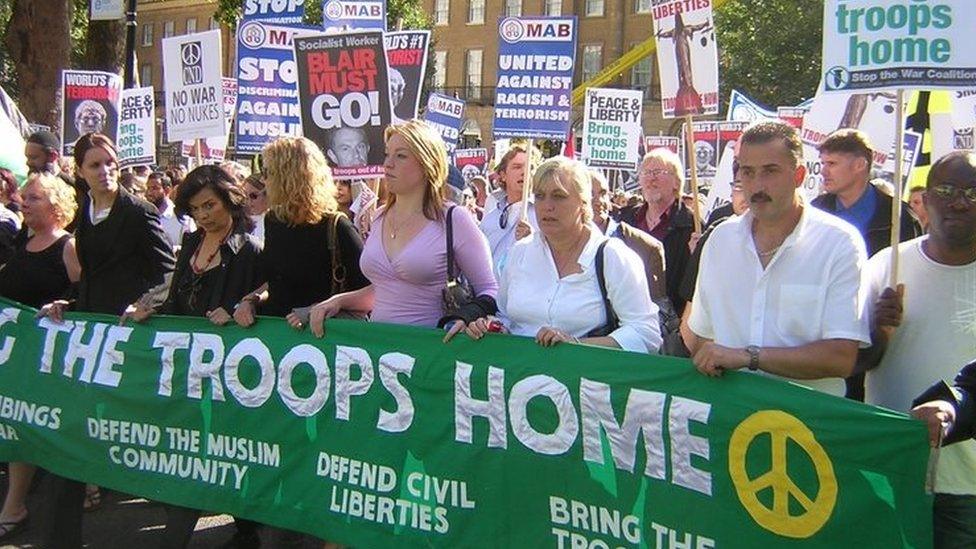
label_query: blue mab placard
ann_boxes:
[423,93,465,155]
[242,0,306,24]
[321,0,386,32]
[492,16,577,141]
[236,21,316,155]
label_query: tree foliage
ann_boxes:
[0,0,94,110]
[715,0,824,109]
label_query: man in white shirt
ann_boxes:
[146,171,195,252]
[862,151,976,548]
[480,145,539,276]
[685,121,870,396]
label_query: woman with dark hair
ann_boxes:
[122,165,262,549]
[0,168,24,216]
[37,133,175,549]
[123,164,260,324]
[0,169,22,264]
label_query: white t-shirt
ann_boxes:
[689,206,871,396]
[499,228,662,353]
[249,213,266,245]
[158,198,196,251]
[865,237,976,494]
[480,195,538,278]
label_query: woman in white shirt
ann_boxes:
[449,157,661,353]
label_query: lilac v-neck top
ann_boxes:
[361,206,498,327]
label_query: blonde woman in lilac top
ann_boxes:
[300,119,498,335]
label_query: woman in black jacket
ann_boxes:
[40,133,175,320]
[125,165,261,324]
[37,133,175,549]
[123,165,262,549]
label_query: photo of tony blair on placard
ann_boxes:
[294,31,392,180]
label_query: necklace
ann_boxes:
[757,245,780,258]
[191,227,231,274]
[388,207,418,240]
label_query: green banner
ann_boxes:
[0,298,931,547]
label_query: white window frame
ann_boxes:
[434,51,448,89]
[504,0,522,17]
[435,0,449,25]
[185,18,197,34]
[141,23,153,47]
[468,0,485,24]
[140,64,152,87]
[582,44,603,82]
[634,0,651,13]
[466,49,483,100]
[631,54,652,89]
[163,21,175,38]
[585,0,604,17]
[544,0,561,16]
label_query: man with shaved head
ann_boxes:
[860,151,976,548]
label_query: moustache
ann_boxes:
[750,192,772,204]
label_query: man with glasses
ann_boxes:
[860,151,976,548]
[619,148,695,315]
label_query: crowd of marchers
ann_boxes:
[0,118,973,548]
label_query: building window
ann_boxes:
[163,21,174,38]
[504,0,522,17]
[631,55,653,97]
[141,23,153,47]
[209,16,220,30]
[435,0,449,25]
[466,49,482,100]
[634,0,651,12]
[585,0,604,16]
[186,18,197,34]
[434,51,447,90]
[582,44,602,82]
[544,0,561,16]
[468,0,484,24]
[140,64,152,87]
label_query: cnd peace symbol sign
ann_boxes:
[181,42,202,66]
[728,410,838,539]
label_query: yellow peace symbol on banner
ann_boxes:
[728,410,837,539]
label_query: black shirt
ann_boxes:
[258,212,369,317]
[0,234,71,308]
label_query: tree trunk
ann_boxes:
[84,19,125,75]
[2,0,72,127]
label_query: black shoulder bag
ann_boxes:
[585,240,620,337]
[439,205,497,327]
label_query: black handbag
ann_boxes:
[585,240,620,337]
[439,205,496,327]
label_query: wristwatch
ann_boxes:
[746,346,761,371]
